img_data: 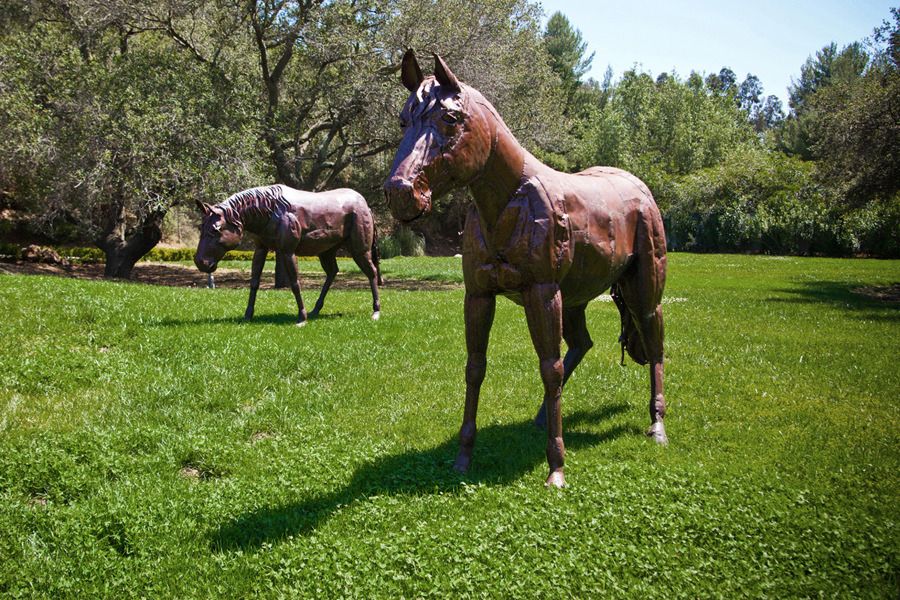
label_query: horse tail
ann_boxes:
[611,282,646,365]
[611,194,667,367]
[371,227,384,286]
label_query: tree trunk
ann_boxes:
[97,197,167,279]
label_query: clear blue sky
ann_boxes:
[539,0,896,102]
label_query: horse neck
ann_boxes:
[467,100,529,230]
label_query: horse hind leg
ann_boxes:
[351,249,381,320]
[309,249,338,318]
[612,218,668,444]
[612,278,667,444]
[534,304,593,429]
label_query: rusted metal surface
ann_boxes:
[384,51,669,487]
[195,184,382,324]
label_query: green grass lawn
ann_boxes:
[0,254,897,598]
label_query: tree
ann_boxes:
[1,0,565,266]
[0,2,261,278]
[756,95,785,132]
[706,67,737,96]
[738,74,763,114]
[543,11,595,115]
[807,9,900,206]
[575,67,756,190]
[780,41,870,158]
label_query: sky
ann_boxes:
[539,0,896,102]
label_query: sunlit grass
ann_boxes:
[0,254,897,597]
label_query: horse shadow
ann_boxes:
[211,404,637,551]
[153,312,345,328]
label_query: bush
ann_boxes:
[378,226,425,258]
[663,146,846,255]
[0,245,282,264]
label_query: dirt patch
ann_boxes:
[0,259,462,291]
[179,466,202,479]
[250,431,274,444]
[852,283,900,303]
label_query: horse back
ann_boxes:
[278,186,374,255]
[551,166,665,304]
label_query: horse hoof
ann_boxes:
[453,453,471,473]
[372,311,380,321]
[296,320,307,328]
[646,421,668,445]
[545,470,566,488]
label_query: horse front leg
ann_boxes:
[523,283,566,488]
[244,247,268,321]
[278,250,308,326]
[453,292,496,473]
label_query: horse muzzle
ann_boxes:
[194,256,218,273]
[383,176,432,222]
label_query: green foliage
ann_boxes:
[806,30,900,205]
[549,9,897,257]
[0,255,898,596]
[665,147,837,254]
[1,245,287,264]
[0,0,563,268]
[572,69,756,185]
[0,17,262,241]
[542,12,594,115]
[377,226,426,258]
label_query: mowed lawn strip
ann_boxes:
[0,254,897,598]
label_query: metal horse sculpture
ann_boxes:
[384,51,668,487]
[195,184,383,325]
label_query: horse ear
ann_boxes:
[195,199,211,216]
[401,48,424,92]
[433,53,460,92]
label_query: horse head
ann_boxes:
[383,50,494,222]
[194,200,243,273]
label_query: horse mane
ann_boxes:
[216,185,291,229]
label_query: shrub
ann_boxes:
[378,226,425,258]
[663,146,845,255]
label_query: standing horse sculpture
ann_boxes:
[384,51,668,488]
[195,184,383,325]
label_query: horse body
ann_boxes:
[463,160,664,308]
[195,184,382,324]
[384,51,668,487]
[244,186,376,257]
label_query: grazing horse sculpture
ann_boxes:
[195,184,383,325]
[384,51,668,487]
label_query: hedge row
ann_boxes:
[0,244,315,264]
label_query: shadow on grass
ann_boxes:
[211,405,637,551]
[153,312,346,327]
[769,280,899,321]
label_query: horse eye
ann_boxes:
[441,111,460,125]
